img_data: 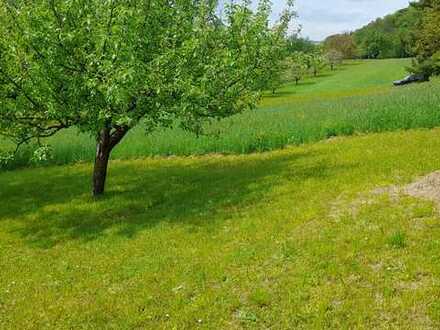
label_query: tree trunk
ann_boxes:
[92,126,129,197]
[93,129,111,197]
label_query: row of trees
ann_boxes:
[287,34,347,66]
[282,35,345,87]
[274,50,342,88]
[259,29,347,93]
[0,0,295,196]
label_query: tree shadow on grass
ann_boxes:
[0,150,345,248]
[343,61,363,66]
[263,90,296,98]
[314,73,333,78]
[264,82,318,98]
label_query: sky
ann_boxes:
[271,0,411,41]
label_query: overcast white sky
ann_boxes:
[271,0,411,41]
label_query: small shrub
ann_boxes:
[30,145,53,165]
[0,152,15,169]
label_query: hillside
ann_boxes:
[2,1,440,327]
[3,128,440,327]
[2,59,440,169]
[2,57,440,327]
[353,5,420,59]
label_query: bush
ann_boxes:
[0,152,15,169]
[30,145,53,165]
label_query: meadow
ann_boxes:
[2,129,440,328]
[3,58,440,328]
[2,58,440,168]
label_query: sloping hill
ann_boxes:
[3,59,440,168]
[2,128,440,328]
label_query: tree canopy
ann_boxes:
[412,0,440,76]
[352,6,419,59]
[341,0,439,77]
[323,33,357,59]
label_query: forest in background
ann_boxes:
[290,0,439,76]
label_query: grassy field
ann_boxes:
[2,59,440,168]
[2,129,440,328]
[3,58,440,328]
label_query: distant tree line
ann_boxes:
[319,0,439,76]
[352,6,419,59]
[319,6,420,61]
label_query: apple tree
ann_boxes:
[0,0,295,195]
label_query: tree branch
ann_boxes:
[102,0,117,56]
[0,67,44,110]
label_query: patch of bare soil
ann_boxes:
[404,171,440,207]
[329,171,440,220]
[329,187,400,221]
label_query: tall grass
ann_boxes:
[1,59,440,168]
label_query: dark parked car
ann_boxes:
[393,74,429,86]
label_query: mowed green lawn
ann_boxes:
[260,59,412,106]
[2,59,440,168]
[2,129,440,328]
